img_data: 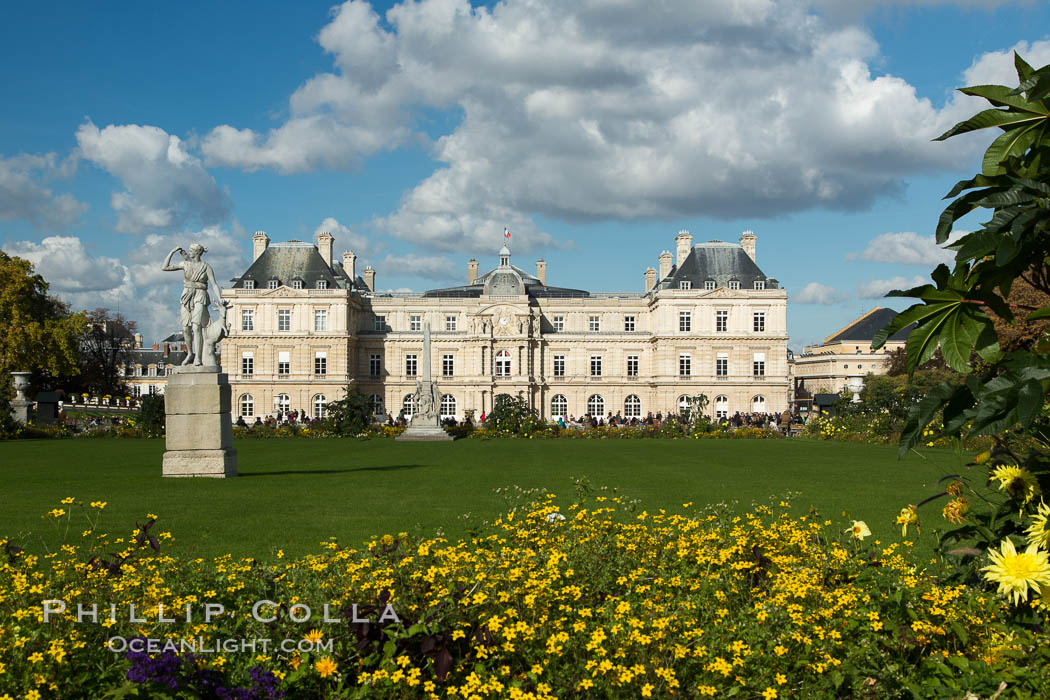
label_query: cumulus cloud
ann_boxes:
[314,217,378,257]
[378,253,459,281]
[857,275,928,298]
[76,121,230,234]
[0,153,86,228]
[198,1,1050,253]
[793,282,849,305]
[3,236,129,295]
[853,231,957,265]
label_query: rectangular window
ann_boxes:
[316,279,328,289]
[754,280,766,290]
[442,354,454,377]
[369,354,381,377]
[553,315,565,332]
[445,315,457,332]
[590,355,602,377]
[241,352,253,376]
[753,311,766,332]
[405,354,417,377]
[716,310,728,333]
[268,279,278,290]
[243,279,255,290]
[679,311,691,332]
[410,314,422,331]
[148,366,156,377]
[626,354,639,377]
[278,309,290,331]
[704,280,715,290]
[553,354,565,377]
[624,315,636,332]
[278,351,290,376]
[315,352,327,375]
[314,309,327,332]
[679,354,691,377]
[241,309,254,331]
[728,280,740,290]
[292,279,303,289]
[589,315,600,332]
[753,352,766,377]
[716,354,728,377]
[374,315,386,332]
[679,281,692,290]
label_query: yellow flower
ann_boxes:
[942,497,970,524]
[896,506,919,537]
[1026,500,1050,550]
[990,465,1041,506]
[945,481,964,497]
[61,497,75,504]
[90,501,107,509]
[26,692,41,700]
[304,629,324,644]
[981,539,1050,606]
[762,688,778,699]
[315,656,338,678]
[974,450,991,465]
[849,520,871,541]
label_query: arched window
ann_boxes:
[678,395,690,414]
[370,394,384,415]
[495,350,511,377]
[752,395,766,413]
[715,395,729,419]
[550,394,568,419]
[440,394,456,418]
[313,394,327,419]
[624,395,641,418]
[587,394,604,416]
[402,394,414,418]
[274,393,290,413]
[239,394,254,417]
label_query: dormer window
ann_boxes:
[704,280,715,290]
[728,280,740,290]
[754,280,766,290]
[679,281,692,290]
[292,279,303,290]
[316,280,328,290]
[243,279,255,290]
[268,279,279,290]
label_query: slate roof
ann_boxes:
[823,307,912,343]
[230,241,368,291]
[656,242,778,290]
[423,256,590,299]
[128,347,191,367]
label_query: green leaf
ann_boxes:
[906,308,952,374]
[974,187,1038,209]
[1026,306,1050,321]
[872,301,953,350]
[959,84,1048,114]
[937,189,994,242]
[982,124,1041,175]
[1017,379,1045,425]
[935,107,1043,141]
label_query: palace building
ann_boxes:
[220,229,789,422]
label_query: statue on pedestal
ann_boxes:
[162,243,230,368]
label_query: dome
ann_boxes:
[499,244,511,257]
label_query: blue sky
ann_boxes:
[2,0,1049,346]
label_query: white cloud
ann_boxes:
[793,282,849,305]
[76,121,230,234]
[378,252,459,281]
[0,153,86,228]
[198,1,1050,254]
[313,217,378,257]
[857,275,928,298]
[854,231,957,265]
[3,236,130,295]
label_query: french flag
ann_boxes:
[504,226,511,241]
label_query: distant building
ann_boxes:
[220,229,790,421]
[791,307,910,411]
[122,334,189,398]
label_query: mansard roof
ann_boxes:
[231,241,367,290]
[656,242,777,290]
[824,307,912,344]
[422,249,589,299]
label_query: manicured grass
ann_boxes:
[0,437,968,561]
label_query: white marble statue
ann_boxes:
[162,244,230,368]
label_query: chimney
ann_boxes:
[536,259,547,285]
[342,251,357,282]
[252,231,270,262]
[468,258,479,285]
[658,251,673,279]
[134,333,143,349]
[163,343,169,358]
[739,230,757,263]
[675,229,692,267]
[644,267,658,291]
[152,343,158,350]
[363,266,375,292]
[316,231,334,268]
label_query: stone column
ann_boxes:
[10,372,32,424]
[162,368,237,477]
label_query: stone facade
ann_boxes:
[221,230,790,422]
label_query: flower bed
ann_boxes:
[2,493,1047,698]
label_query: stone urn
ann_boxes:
[847,376,864,403]
[11,372,31,401]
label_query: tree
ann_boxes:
[486,393,542,435]
[66,308,137,397]
[0,252,85,400]
[323,389,373,435]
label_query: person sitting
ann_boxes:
[235,415,247,428]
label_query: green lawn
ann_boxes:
[0,437,969,561]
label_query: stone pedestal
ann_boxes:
[397,414,453,442]
[162,368,237,477]
[10,372,32,424]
